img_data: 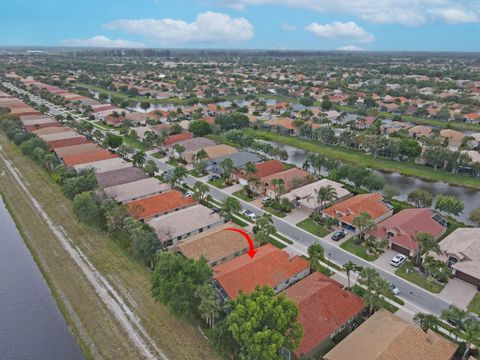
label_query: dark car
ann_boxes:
[331,230,346,241]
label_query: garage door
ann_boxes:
[455,270,480,288]
[391,243,410,257]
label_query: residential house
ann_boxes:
[438,228,480,288]
[212,244,310,302]
[172,223,250,267]
[47,136,91,149]
[324,193,393,231]
[74,157,133,174]
[95,167,148,189]
[62,149,118,167]
[54,143,100,160]
[281,273,364,359]
[184,144,238,164]
[260,168,313,198]
[324,309,458,360]
[440,129,465,150]
[103,178,170,203]
[281,179,351,212]
[163,132,193,147]
[206,151,262,175]
[408,125,433,139]
[32,127,72,136]
[263,117,297,135]
[148,204,226,247]
[372,209,447,257]
[126,190,196,222]
[232,160,286,186]
[166,137,216,158]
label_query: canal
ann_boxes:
[0,197,84,360]
[257,140,480,224]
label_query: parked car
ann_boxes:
[389,282,400,295]
[242,209,257,221]
[208,174,220,181]
[184,190,194,197]
[390,254,407,267]
[331,230,346,241]
[262,196,271,205]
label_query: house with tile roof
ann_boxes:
[212,244,310,302]
[47,136,91,149]
[324,309,457,360]
[95,167,148,189]
[232,160,286,186]
[74,157,133,174]
[103,178,170,204]
[126,190,197,222]
[162,132,194,146]
[54,143,100,160]
[324,193,393,231]
[172,223,250,267]
[281,273,364,359]
[260,168,313,198]
[372,208,447,257]
[438,228,480,287]
[62,149,118,167]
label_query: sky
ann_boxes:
[1,0,480,51]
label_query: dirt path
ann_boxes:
[0,147,169,360]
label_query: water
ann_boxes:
[256,140,480,223]
[0,197,84,360]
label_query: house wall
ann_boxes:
[142,203,195,222]
[161,218,226,247]
[272,268,311,294]
[209,248,249,267]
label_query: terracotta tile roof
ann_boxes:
[325,309,458,360]
[265,117,296,130]
[283,273,364,357]
[126,190,196,220]
[95,167,148,189]
[163,132,193,146]
[54,143,100,159]
[324,193,391,225]
[32,127,72,136]
[235,160,286,180]
[261,168,312,192]
[173,223,250,264]
[213,244,309,299]
[62,149,118,167]
[47,136,91,149]
[373,209,446,251]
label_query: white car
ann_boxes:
[242,209,257,221]
[184,190,194,197]
[389,282,400,295]
[390,254,407,267]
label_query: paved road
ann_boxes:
[148,154,453,316]
[3,82,454,316]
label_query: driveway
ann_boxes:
[283,208,310,225]
[439,278,477,309]
[373,249,399,274]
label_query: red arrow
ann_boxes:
[225,228,257,258]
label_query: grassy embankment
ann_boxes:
[0,132,219,360]
[243,129,480,190]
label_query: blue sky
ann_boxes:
[1,0,479,51]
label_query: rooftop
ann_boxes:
[126,190,196,220]
[62,149,118,167]
[103,178,170,203]
[95,166,148,189]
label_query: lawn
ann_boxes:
[232,189,255,202]
[296,218,330,237]
[243,129,480,190]
[262,206,287,218]
[150,151,166,159]
[208,178,229,189]
[467,293,480,316]
[189,169,206,178]
[122,136,148,151]
[340,238,379,262]
[0,133,219,360]
[395,262,445,293]
[352,286,399,313]
[231,215,249,227]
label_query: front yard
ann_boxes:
[296,218,331,238]
[208,178,230,189]
[468,293,480,316]
[262,205,287,218]
[340,238,379,262]
[232,189,256,202]
[395,262,445,293]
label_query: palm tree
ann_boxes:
[311,185,338,215]
[358,267,390,315]
[169,166,188,188]
[252,214,276,245]
[195,284,220,327]
[414,232,441,267]
[193,181,209,204]
[461,320,480,360]
[413,312,439,332]
[343,261,359,289]
[352,212,377,243]
[195,149,209,163]
[271,178,285,202]
[441,305,468,341]
[219,158,234,179]
[221,197,241,221]
[307,243,325,272]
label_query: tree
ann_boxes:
[228,286,303,360]
[193,181,210,204]
[435,194,464,216]
[195,148,209,163]
[62,172,97,199]
[321,99,332,111]
[357,267,390,315]
[461,319,480,360]
[140,101,150,113]
[72,192,100,225]
[441,305,467,341]
[132,151,146,167]
[343,261,360,289]
[414,232,441,267]
[352,212,377,242]
[413,312,439,332]
[195,284,220,327]
[407,188,433,208]
[468,208,480,227]
[307,243,325,272]
[117,144,134,158]
[252,213,276,245]
[221,197,241,221]
[383,184,400,202]
[151,253,212,316]
[244,161,257,180]
[219,158,234,178]
[100,199,128,233]
[271,178,285,201]
[103,133,123,149]
[168,166,188,188]
[130,225,160,268]
[189,120,212,137]
[311,185,337,215]
[143,160,158,176]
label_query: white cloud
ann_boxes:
[337,44,363,51]
[104,12,254,44]
[306,21,374,42]
[61,36,145,48]
[281,23,297,31]
[217,0,480,25]
[430,7,479,23]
